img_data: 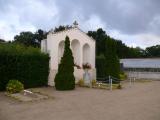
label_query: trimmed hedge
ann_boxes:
[0,43,49,91]
[96,55,106,78]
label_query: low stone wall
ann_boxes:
[125,71,160,80]
[48,68,96,86]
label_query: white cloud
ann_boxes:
[0,0,160,48]
[108,29,160,48]
[135,34,160,48]
[0,0,58,40]
[80,15,107,31]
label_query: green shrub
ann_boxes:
[78,79,84,87]
[91,80,97,86]
[0,43,49,91]
[96,55,106,78]
[117,84,122,89]
[120,72,127,80]
[6,80,24,94]
[54,36,75,90]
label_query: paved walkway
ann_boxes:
[0,81,160,120]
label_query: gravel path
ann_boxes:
[0,81,160,120]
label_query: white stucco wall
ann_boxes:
[41,27,96,86]
[41,39,47,53]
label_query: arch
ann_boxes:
[58,40,65,63]
[83,43,91,64]
[71,39,80,65]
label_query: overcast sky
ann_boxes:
[0,0,160,48]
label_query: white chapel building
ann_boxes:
[41,22,96,86]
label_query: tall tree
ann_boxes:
[54,36,75,90]
[13,29,47,47]
[34,29,47,43]
[0,39,5,43]
[88,28,144,58]
[88,28,121,78]
[88,28,106,56]
[146,45,160,57]
[14,32,37,47]
[105,39,120,78]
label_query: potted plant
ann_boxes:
[82,63,91,71]
[82,63,91,86]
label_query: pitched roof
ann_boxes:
[48,27,95,41]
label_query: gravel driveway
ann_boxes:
[0,81,160,120]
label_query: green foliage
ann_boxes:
[88,28,106,56]
[14,32,37,47]
[0,43,49,91]
[0,39,5,43]
[88,28,120,79]
[54,25,72,32]
[88,28,144,58]
[96,55,106,77]
[9,27,160,58]
[146,45,160,57]
[120,72,127,80]
[54,36,75,90]
[78,79,85,87]
[105,39,120,78]
[13,29,47,47]
[6,80,24,94]
[3,26,158,58]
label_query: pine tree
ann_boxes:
[54,36,75,90]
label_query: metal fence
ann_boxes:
[97,76,121,91]
[123,67,160,72]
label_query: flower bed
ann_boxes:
[5,89,53,102]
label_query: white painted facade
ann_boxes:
[41,26,96,86]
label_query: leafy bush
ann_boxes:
[120,72,127,80]
[54,36,75,90]
[0,43,49,91]
[117,84,122,89]
[91,80,97,86]
[78,79,84,87]
[6,80,24,94]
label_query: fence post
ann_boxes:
[110,78,112,91]
[134,77,136,84]
[130,77,132,87]
[109,76,112,91]
[109,75,110,86]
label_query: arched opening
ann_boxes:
[58,41,65,63]
[71,39,80,66]
[83,43,91,64]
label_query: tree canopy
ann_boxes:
[145,45,160,57]
[1,26,159,58]
[13,29,47,47]
[88,28,145,58]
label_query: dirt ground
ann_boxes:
[0,81,160,120]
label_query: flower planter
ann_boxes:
[83,69,91,86]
